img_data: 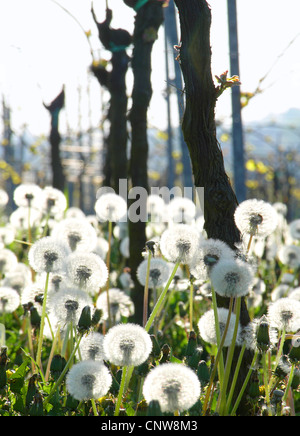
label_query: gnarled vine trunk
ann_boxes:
[173,0,252,415]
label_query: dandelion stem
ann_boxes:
[145,261,180,333]
[91,398,98,416]
[44,333,83,407]
[262,350,272,416]
[143,250,152,327]
[230,349,259,415]
[202,296,233,415]
[114,365,128,416]
[225,343,246,414]
[36,272,50,369]
[218,296,241,415]
[105,220,113,326]
[189,280,193,331]
[282,362,295,412]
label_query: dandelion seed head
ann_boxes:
[210,258,254,298]
[52,218,98,253]
[66,360,112,401]
[189,238,235,281]
[13,183,43,208]
[103,323,152,367]
[234,198,278,237]
[166,197,196,224]
[79,332,105,362]
[288,219,300,242]
[65,252,108,295]
[277,245,300,269]
[48,288,93,326]
[95,193,127,222]
[0,287,20,313]
[41,186,67,216]
[198,307,241,347]
[143,363,201,413]
[9,206,42,230]
[137,258,170,288]
[28,237,70,273]
[268,298,300,332]
[0,248,18,274]
[159,224,201,264]
[96,288,134,322]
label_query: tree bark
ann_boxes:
[173,0,252,415]
[124,0,164,325]
[91,7,130,193]
[44,87,65,193]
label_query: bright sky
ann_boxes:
[0,0,300,136]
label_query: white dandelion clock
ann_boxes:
[65,252,108,296]
[189,238,236,280]
[277,245,300,269]
[198,308,241,347]
[52,218,98,253]
[166,197,196,224]
[234,198,278,238]
[0,225,15,248]
[103,323,152,367]
[288,219,300,242]
[137,258,170,289]
[28,237,70,273]
[143,363,201,413]
[79,332,105,362]
[13,183,43,208]
[210,258,255,298]
[159,224,201,264]
[288,287,300,301]
[9,206,42,230]
[0,248,18,275]
[21,284,45,314]
[48,288,93,327]
[95,193,127,222]
[40,186,67,216]
[267,298,300,332]
[0,287,20,313]
[96,288,134,322]
[66,360,112,401]
[0,189,8,208]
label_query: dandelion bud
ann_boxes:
[256,315,270,352]
[28,392,44,417]
[0,346,8,389]
[185,330,198,358]
[91,308,102,326]
[26,374,38,408]
[50,355,67,381]
[147,400,162,416]
[150,334,161,359]
[77,306,92,333]
[30,306,41,329]
[197,360,210,387]
[187,348,203,371]
[289,335,300,362]
[272,389,284,405]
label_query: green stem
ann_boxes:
[202,297,233,415]
[44,333,83,407]
[91,398,98,416]
[105,221,113,327]
[225,343,246,414]
[143,251,152,327]
[114,365,128,416]
[36,272,50,368]
[230,349,259,416]
[218,296,241,415]
[262,351,272,416]
[189,280,194,331]
[145,261,180,333]
[282,362,295,410]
